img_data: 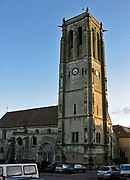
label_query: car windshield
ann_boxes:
[68,164,74,168]
[100,167,110,171]
[111,167,118,171]
[121,166,130,170]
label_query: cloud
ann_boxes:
[122,107,130,114]
[111,109,120,114]
[111,107,130,115]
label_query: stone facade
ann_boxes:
[57,9,113,167]
[0,9,114,168]
[0,106,58,164]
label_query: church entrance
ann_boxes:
[41,143,54,165]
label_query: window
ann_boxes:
[68,30,73,59]
[96,132,101,143]
[47,129,51,133]
[36,129,39,134]
[2,130,6,140]
[78,26,82,45]
[92,28,95,58]
[76,132,79,142]
[7,166,22,176]
[71,132,79,143]
[32,136,37,146]
[69,30,73,48]
[74,104,76,115]
[82,68,84,75]
[68,71,70,78]
[97,33,100,61]
[72,132,74,142]
[17,137,23,146]
[24,165,36,175]
[77,26,82,57]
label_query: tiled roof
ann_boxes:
[113,125,130,138]
[0,106,58,128]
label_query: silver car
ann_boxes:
[55,164,68,173]
[97,165,120,179]
[120,164,130,179]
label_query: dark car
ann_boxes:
[44,163,58,172]
[63,164,76,173]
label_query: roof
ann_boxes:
[0,106,58,128]
[113,125,130,138]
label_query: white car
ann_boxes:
[0,163,39,179]
[97,165,120,179]
[120,164,130,179]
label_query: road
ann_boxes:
[40,172,97,180]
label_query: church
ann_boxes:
[0,8,114,168]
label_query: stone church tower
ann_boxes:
[57,8,112,166]
[0,8,114,167]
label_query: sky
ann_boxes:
[0,0,130,127]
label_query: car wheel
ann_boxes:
[110,175,114,179]
[63,169,66,173]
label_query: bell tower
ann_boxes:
[57,8,112,166]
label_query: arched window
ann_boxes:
[92,28,95,58]
[78,26,82,45]
[17,137,23,146]
[2,130,6,140]
[32,136,37,146]
[98,132,101,143]
[68,30,73,59]
[75,132,79,142]
[36,129,39,134]
[72,132,75,143]
[71,132,79,143]
[74,104,76,115]
[96,132,101,143]
[77,26,82,57]
[47,128,51,133]
[97,33,100,61]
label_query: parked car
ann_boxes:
[56,163,86,173]
[55,164,68,173]
[62,164,76,173]
[97,165,120,179]
[44,163,58,172]
[120,164,130,179]
[5,178,44,180]
[0,163,39,179]
[73,164,86,173]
